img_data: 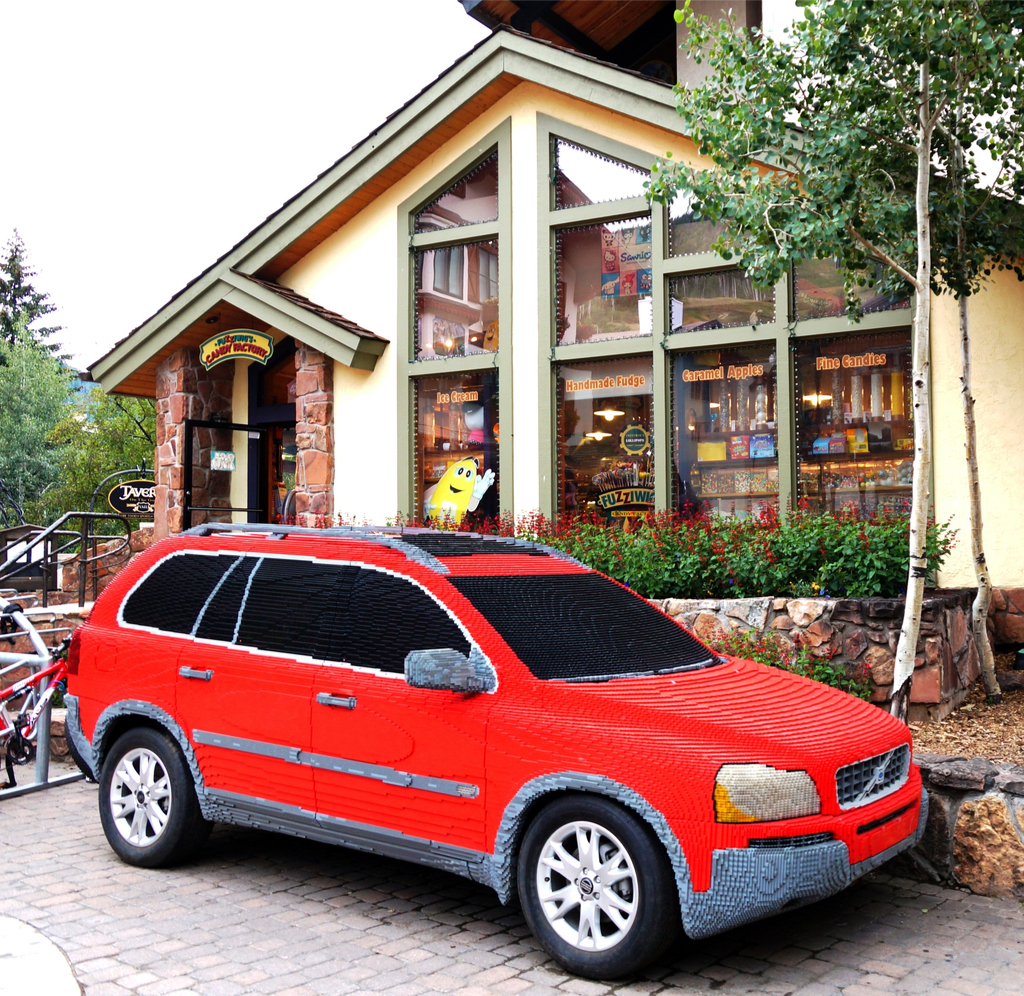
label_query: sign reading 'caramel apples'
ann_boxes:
[199,329,275,370]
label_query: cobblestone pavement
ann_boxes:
[2,781,1022,996]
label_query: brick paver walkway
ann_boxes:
[2,781,1022,996]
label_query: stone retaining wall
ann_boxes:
[989,588,1024,645]
[655,591,981,722]
[901,752,1024,898]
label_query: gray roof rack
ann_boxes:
[182,522,586,573]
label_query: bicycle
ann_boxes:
[1,594,70,790]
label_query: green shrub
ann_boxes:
[707,628,872,700]
[515,507,953,601]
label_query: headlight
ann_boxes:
[714,763,821,823]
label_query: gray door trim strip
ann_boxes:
[192,729,479,798]
[203,788,491,883]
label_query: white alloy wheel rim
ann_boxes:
[536,820,639,952]
[109,747,173,847]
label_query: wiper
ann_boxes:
[560,656,720,683]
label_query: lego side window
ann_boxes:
[234,558,361,660]
[122,552,236,635]
[341,569,470,675]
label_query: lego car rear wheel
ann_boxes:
[98,727,211,868]
[518,794,679,978]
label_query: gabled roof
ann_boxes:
[89,26,682,396]
[232,272,387,342]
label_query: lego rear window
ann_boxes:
[447,573,716,681]
[122,552,234,635]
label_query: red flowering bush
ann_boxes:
[708,628,872,699]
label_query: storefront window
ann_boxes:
[795,332,913,514]
[553,139,648,209]
[672,345,779,518]
[557,356,654,520]
[414,153,498,233]
[414,372,499,526]
[669,191,727,257]
[415,239,499,359]
[669,270,775,331]
[794,258,911,321]
[556,218,653,344]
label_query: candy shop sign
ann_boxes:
[596,487,655,511]
[816,352,887,371]
[681,363,765,383]
[436,390,478,403]
[199,330,275,370]
[565,374,646,392]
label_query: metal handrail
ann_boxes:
[0,511,133,606]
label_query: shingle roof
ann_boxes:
[231,271,388,342]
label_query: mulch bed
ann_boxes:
[910,650,1024,766]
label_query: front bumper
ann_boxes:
[683,787,927,939]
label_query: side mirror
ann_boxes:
[404,647,497,694]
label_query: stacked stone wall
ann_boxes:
[903,753,1024,898]
[293,345,334,527]
[655,590,982,722]
[989,588,1024,645]
[154,347,233,537]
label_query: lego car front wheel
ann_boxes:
[517,794,680,978]
[98,727,211,868]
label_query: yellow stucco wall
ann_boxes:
[281,81,709,524]
[932,269,1024,588]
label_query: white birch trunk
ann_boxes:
[890,62,935,723]
[959,293,1001,701]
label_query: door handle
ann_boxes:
[179,666,213,681]
[316,692,357,710]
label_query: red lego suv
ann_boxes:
[64,524,924,978]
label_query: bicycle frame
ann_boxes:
[0,658,68,742]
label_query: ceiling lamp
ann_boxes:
[594,407,624,421]
[585,430,612,440]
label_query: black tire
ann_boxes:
[98,727,211,868]
[518,794,680,979]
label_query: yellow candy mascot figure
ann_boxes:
[423,459,495,526]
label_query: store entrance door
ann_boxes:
[182,419,270,527]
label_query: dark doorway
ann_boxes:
[248,341,298,523]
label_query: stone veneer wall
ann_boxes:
[904,753,1024,898]
[655,591,982,722]
[989,589,1024,645]
[154,347,233,537]
[293,344,334,527]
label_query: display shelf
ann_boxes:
[699,490,780,499]
[799,451,913,462]
[696,456,779,465]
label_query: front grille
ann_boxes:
[836,743,910,809]
[748,832,834,849]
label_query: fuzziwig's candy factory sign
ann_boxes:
[199,330,275,370]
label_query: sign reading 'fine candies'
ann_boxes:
[199,330,275,370]
[108,480,157,516]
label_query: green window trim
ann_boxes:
[396,118,513,522]
[535,113,915,523]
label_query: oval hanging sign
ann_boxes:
[199,329,275,370]
[108,479,157,516]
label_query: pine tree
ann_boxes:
[0,230,63,353]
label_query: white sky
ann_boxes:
[0,0,490,371]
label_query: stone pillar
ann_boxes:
[154,347,233,538]
[293,344,334,527]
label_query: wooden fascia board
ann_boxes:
[94,31,685,388]
[90,282,228,391]
[235,36,684,274]
[219,271,387,370]
[497,34,680,129]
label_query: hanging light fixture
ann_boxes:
[593,407,624,421]
[585,430,612,440]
